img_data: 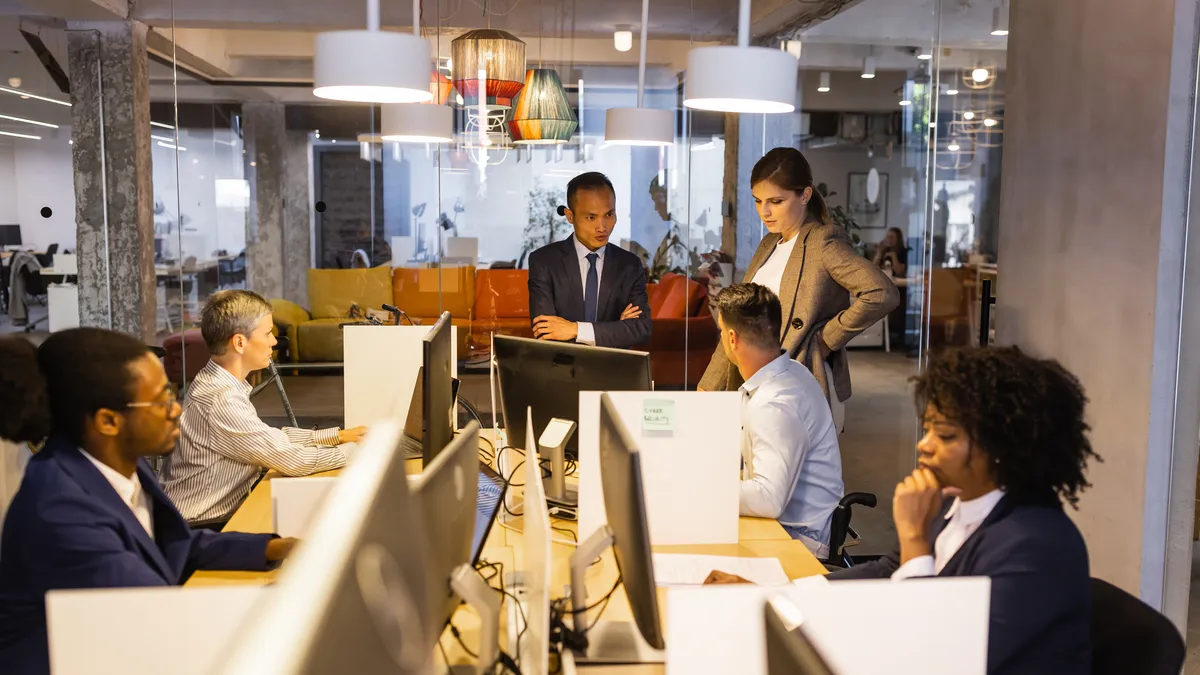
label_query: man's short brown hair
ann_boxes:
[714,283,783,351]
[200,290,273,354]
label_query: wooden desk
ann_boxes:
[187,457,826,672]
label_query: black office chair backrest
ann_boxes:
[19,263,49,297]
[825,492,877,565]
[45,243,58,256]
[1090,577,1183,675]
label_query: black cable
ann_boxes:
[550,524,577,542]
[449,623,478,659]
[562,575,622,616]
[437,639,451,671]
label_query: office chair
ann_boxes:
[18,264,50,333]
[822,492,878,569]
[45,243,58,256]
[1090,577,1183,675]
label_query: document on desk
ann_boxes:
[652,553,790,586]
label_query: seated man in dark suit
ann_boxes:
[0,329,297,675]
[528,171,652,348]
[830,346,1096,675]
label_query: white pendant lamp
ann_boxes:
[606,0,673,146]
[683,0,797,113]
[381,104,453,143]
[313,0,433,104]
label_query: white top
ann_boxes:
[750,233,799,297]
[572,235,607,346]
[79,449,154,540]
[892,488,1006,580]
[739,353,844,557]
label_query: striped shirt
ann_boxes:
[160,360,353,522]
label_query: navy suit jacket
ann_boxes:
[829,495,1092,675]
[527,238,652,349]
[0,436,277,675]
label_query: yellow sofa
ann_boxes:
[271,267,395,362]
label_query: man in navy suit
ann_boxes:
[829,347,1097,675]
[0,329,296,675]
[528,172,652,349]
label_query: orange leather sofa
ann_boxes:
[468,269,535,358]
[639,273,720,389]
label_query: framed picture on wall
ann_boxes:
[847,171,888,229]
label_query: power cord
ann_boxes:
[547,575,623,655]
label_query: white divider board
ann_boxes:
[47,585,268,675]
[272,476,338,538]
[665,577,990,675]
[578,391,742,546]
[390,236,415,265]
[343,325,458,429]
[521,409,552,675]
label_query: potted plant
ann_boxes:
[817,182,867,257]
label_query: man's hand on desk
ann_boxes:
[266,537,298,563]
[619,304,642,321]
[703,570,753,585]
[533,315,578,341]
[338,426,368,444]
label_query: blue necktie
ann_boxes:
[584,252,599,323]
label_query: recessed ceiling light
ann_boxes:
[899,99,912,106]
[946,88,959,96]
[917,49,933,61]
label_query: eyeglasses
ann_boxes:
[126,389,179,411]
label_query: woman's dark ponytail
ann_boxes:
[0,337,51,443]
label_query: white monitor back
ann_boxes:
[444,237,479,266]
[391,236,416,266]
[343,325,458,429]
[520,408,552,675]
[46,585,266,675]
[52,253,77,275]
[578,391,742,546]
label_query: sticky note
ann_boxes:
[643,399,675,433]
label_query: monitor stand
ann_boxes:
[567,527,666,665]
[539,418,578,511]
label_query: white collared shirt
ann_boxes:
[891,488,1006,580]
[750,233,799,298]
[573,235,607,346]
[739,353,844,557]
[79,449,154,540]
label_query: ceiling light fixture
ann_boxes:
[0,86,71,107]
[781,40,802,59]
[861,53,876,79]
[151,134,175,143]
[972,66,990,83]
[0,129,40,140]
[683,0,797,113]
[963,111,975,120]
[947,141,960,152]
[381,103,453,143]
[150,121,174,130]
[156,141,186,151]
[508,68,578,144]
[0,113,58,129]
[899,99,912,106]
[614,28,633,52]
[817,71,830,93]
[313,0,433,103]
[451,29,526,110]
[983,117,998,127]
[946,87,959,96]
[917,48,933,61]
[606,0,674,146]
[991,1,1010,36]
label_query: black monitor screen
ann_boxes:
[472,464,506,564]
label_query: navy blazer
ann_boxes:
[0,436,277,675]
[527,238,652,349]
[829,495,1091,675]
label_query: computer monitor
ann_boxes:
[494,335,651,456]
[399,366,461,460]
[567,392,664,664]
[764,597,836,675]
[423,311,455,466]
[0,225,21,247]
[411,421,480,633]
[212,420,434,675]
[473,463,506,564]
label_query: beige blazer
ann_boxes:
[698,221,900,402]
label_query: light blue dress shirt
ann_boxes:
[739,353,845,557]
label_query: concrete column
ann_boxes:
[282,130,312,305]
[67,21,156,341]
[996,0,1200,628]
[242,101,286,300]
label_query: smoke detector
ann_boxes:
[7,77,21,88]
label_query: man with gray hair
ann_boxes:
[161,290,367,527]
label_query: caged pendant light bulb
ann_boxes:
[683,0,797,113]
[605,0,673,146]
[313,0,433,103]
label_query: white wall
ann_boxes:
[6,130,76,250]
[0,144,16,224]
[805,144,924,246]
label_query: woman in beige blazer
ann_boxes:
[699,148,899,426]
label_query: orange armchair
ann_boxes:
[640,273,720,389]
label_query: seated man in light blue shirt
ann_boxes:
[714,283,844,557]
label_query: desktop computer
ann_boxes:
[764,597,836,675]
[211,420,435,675]
[567,392,665,664]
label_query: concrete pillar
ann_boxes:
[282,130,312,305]
[996,0,1200,628]
[67,21,156,341]
[242,101,286,300]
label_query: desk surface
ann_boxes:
[187,454,827,672]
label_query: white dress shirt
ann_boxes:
[891,488,1006,580]
[79,449,154,539]
[161,360,354,522]
[739,353,844,557]
[750,233,799,298]
[573,235,607,346]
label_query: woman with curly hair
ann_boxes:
[830,346,1099,675]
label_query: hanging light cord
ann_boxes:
[636,0,648,108]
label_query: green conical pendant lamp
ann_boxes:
[507,68,577,145]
